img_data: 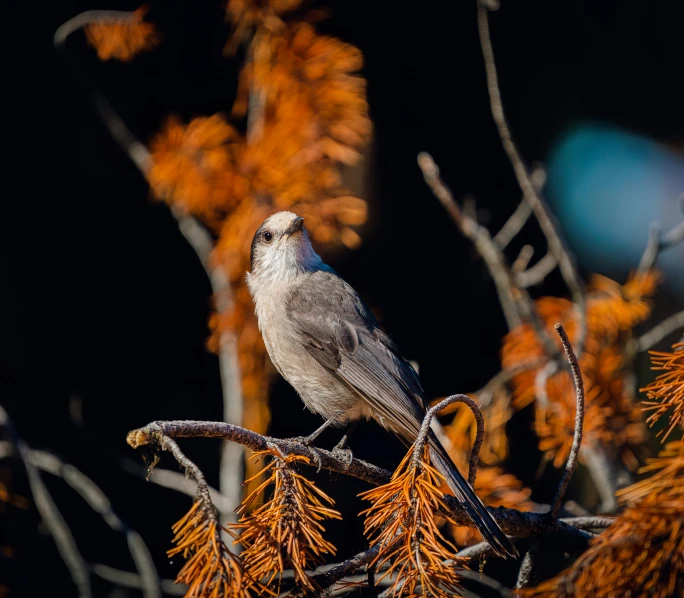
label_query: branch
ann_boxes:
[55,11,245,523]
[457,516,612,561]
[128,420,391,487]
[127,420,602,540]
[474,360,545,409]
[476,2,586,351]
[417,152,558,357]
[493,164,546,250]
[548,324,584,518]
[121,456,233,513]
[637,198,684,273]
[418,151,522,330]
[637,309,684,352]
[514,542,538,589]
[92,565,183,596]
[414,394,484,486]
[28,450,161,598]
[493,199,533,250]
[515,252,557,288]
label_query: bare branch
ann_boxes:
[515,542,538,589]
[512,244,535,273]
[55,11,245,524]
[474,360,545,409]
[637,310,684,352]
[581,445,618,513]
[128,420,600,542]
[414,394,484,485]
[29,450,161,598]
[289,547,380,597]
[476,3,586,351]
[493,164,546,250]
[516,252,557,288]
[0,407,92,597]
[638,199,684,273]
[494,200,533,249]
[549,324,585,519]
[417,152,559,357]
[92,565,184,596]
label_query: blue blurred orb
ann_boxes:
[546,122,684,294]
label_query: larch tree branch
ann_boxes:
[54,11,245,525]
[476,1,587,352]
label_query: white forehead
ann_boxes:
[262,211,300,231]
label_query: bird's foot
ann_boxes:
[287,420,334,448]
[332,445,354,467]
[288,434,318,447]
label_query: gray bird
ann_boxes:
[247,211,516,558]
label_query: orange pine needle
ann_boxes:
[641,342,684,441]
[523,438,684,598]
[234,449,341,592]
[360,446,467,597]
[502,271,658,469]
[168,501,261,598]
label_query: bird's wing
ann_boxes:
[286,270,426,437]
[287,270,518,559]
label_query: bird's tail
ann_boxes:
[428,431,518,559]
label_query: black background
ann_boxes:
[3,0,683,595]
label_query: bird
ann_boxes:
[246,210,517,559]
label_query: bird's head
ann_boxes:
[247,211,324,291]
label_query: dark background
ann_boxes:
[3,0,683,595]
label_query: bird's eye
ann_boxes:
[263,231,273,243]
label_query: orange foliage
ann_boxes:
[235,449,341,592]
[523,439,684,598]
[148,115,241,226]
[502,272,658,468]
[85,6,159,62]
[360,446,467,598]
[618,440,684,505]
[168,501,259,598]
[234,24,371,165]
[113,0,371,503]
[641,341,684,441]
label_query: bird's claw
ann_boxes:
[289,435,317,447]
[332,446,354,467]
[308,447,324,472]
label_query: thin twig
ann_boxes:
[582,445,618,513]
[637,310,684,352]
[493,200,533,249]
[477,2,586,352]
[514,542,538,589]
[413,394,484,485]
[121,457,233,513]
[91,565,184,596]
[549,324,584,519]
[418,152,557,354]
[512,244,535,273]
[493,164,546,250]
[637,198,684,273]
[29,450,161,598]
[417,152,520,329]
[516,252,557,288]
[474,360,545,409]
[0,407,92,598]
[55,11,245,524]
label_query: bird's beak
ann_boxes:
[283,217,304,239]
